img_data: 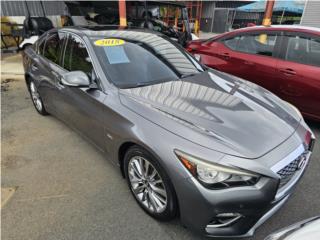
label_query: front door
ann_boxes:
[55,33,109,151]
[217,31,281,92]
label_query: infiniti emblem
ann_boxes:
[297,155,307,170]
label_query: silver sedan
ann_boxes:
[22,26,315,238]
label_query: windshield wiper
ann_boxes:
[128,78,180,88]
[180,73,196,78]
[133,82,152,88]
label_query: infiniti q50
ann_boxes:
[22,26,315,237]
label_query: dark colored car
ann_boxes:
[265,216,320,240]
[186,25,320,121]
[22,26,315,238]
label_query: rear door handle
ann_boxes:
[280,86,301,97]
[220,53,230,59]
[280,68,296,76]
[244,61,254,66]
[31,63,38,71]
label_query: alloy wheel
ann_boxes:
[29,82,43,111]
[128,156,168,213]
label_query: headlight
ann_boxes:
[175,150,259,189]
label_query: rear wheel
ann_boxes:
[124,146,178,221]
[28,80,48,115]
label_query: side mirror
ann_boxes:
[61,71,90,87]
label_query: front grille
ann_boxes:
[277,152,307,189]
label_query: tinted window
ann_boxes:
[63,35,93,75]
[37,36,46,55]
[223,33,277,57]
[43,32,66,64]
[91,31,204,88]
[285,35,320,67]
[223,36,240,50]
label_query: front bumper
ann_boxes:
[205,194,290,238]
[174,146,312,237]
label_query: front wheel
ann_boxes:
[124,146,178,221]
[28,80,48,115]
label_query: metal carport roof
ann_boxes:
[237,0,306,14]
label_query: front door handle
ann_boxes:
[280,68,296,76]
[51,71,60,79]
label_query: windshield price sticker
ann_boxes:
[94,38,125,47]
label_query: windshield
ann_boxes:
[91,31,204,88]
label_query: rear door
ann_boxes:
[26,33,47,87]
[33,31,67,114]
[276,32,320,119]
[215,31,281,91]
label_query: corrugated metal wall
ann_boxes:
[1,1,66,16]
[200,1,215,32]
[300,0,320,27]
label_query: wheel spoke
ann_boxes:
[132,184,145,195]
[130,177,143,184]
[142,189,148,202]
[149,183,166,198]
[131,160,143,178]
[148,191,158,212]
[138,157,145,177]
[152,191,167,204]
[150,179,162,184]
[151,191,166,208]
[148,168,157,181]
[144,161,150,177]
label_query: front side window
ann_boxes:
[285,35,320,67]
[223,32,277,57]
[43,32,66,64]
[63,35,93,75]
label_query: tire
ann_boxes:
[28,79,48,116]
[124,146,178,221]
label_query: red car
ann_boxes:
[186,25,320,121]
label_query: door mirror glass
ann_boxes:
[61,71,90,87]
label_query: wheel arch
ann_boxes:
[117,140,160,177]
[118,141,136,178]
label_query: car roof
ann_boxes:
[216,25,320,39]
[58,25,164,38]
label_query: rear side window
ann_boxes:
[285,35,320,67]
[222,33,278,57]
[63,35,93,75]
[43,32,66,65]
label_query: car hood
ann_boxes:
[119,70,301,159]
